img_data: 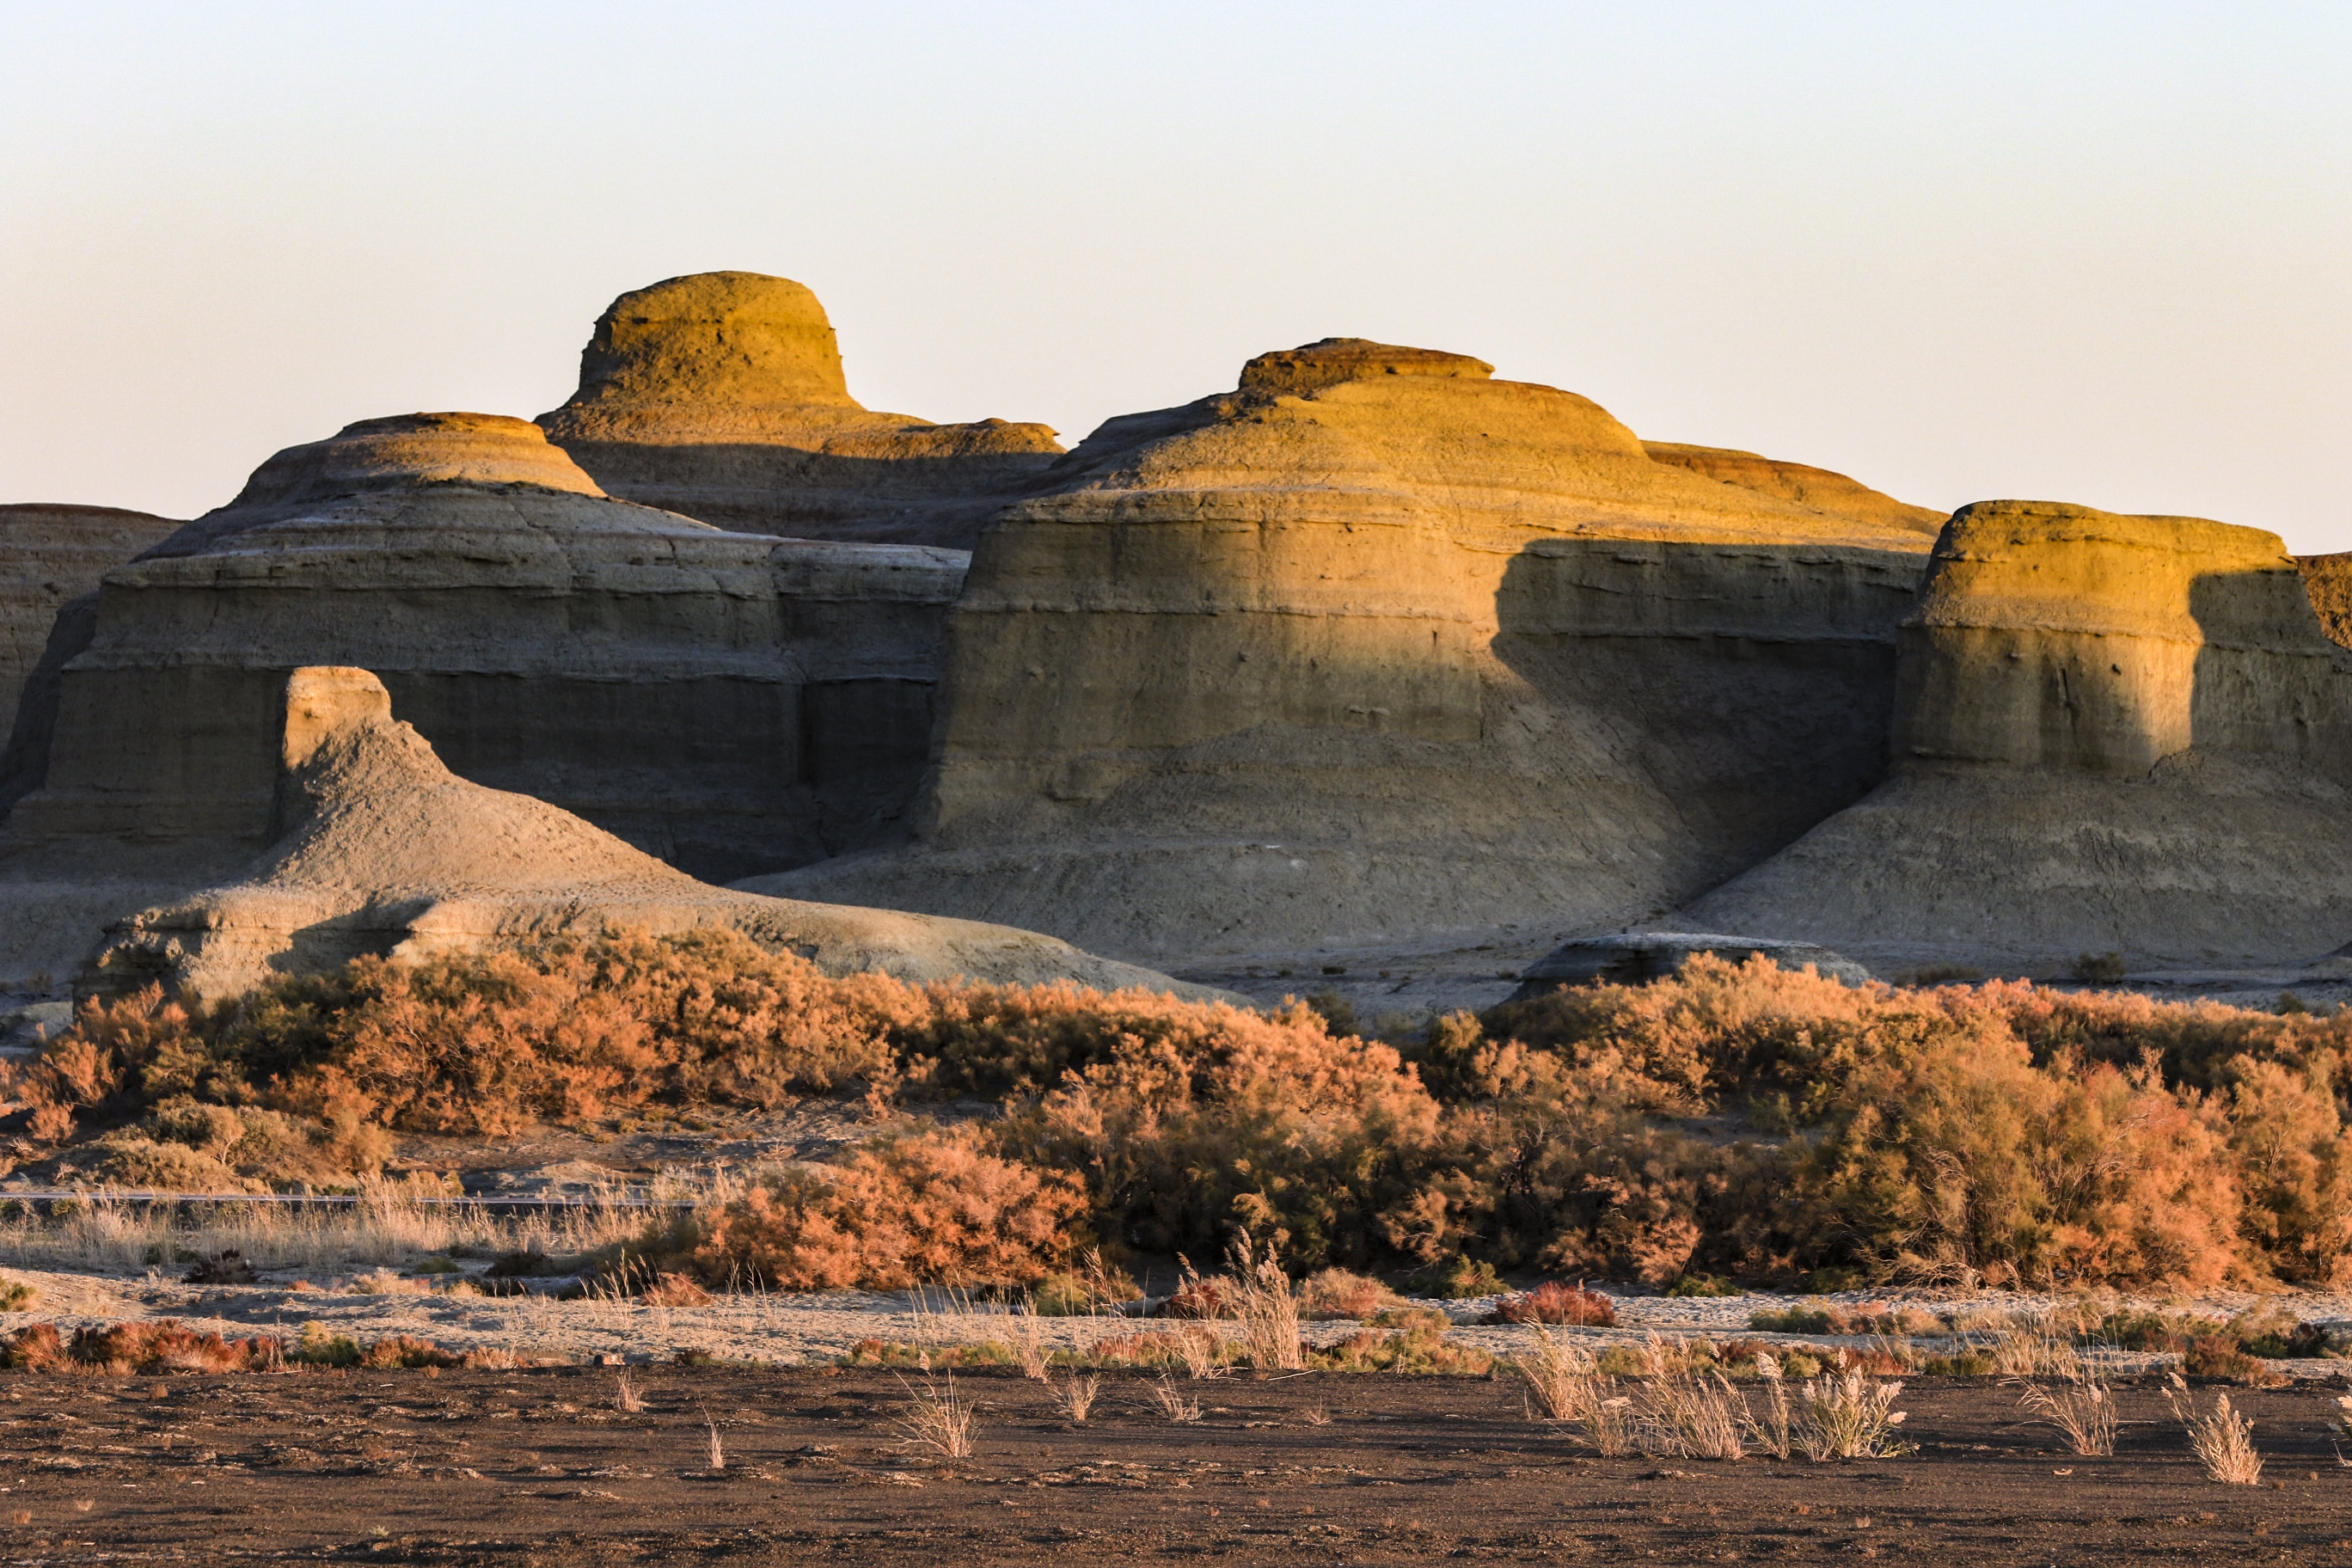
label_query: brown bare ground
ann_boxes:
[1,1369,2350,1562]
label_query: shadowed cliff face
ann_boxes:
[750,340,1939,966]
[1,414,962,914]
[1688,501,2352,971]
[537,272,1064,549]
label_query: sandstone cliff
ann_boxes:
[536,272,1064,548]
[1641,443,1948,535]
[3,413,955,890]
[1687,501,2352,972]
[90,668,1207,1002]
[752,339,1940,973]
[0,505,184,808]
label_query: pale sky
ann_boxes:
[3,2,2347,548]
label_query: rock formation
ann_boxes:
[1640,444,1948,536]
[754,338,1945,978]
[3,412,954,884]
[1686,501,2352,972]
[2297,552,2352,651]
[91,668,1206,1001]
[537,272,1063,548]
[0,505,184,806]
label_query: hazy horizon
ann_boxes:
[3,3,2346,547]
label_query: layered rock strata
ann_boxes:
[756,338,1943,969]
[1687,501,2352,971]
[1641,443,1948,536]
[0,505,184,807]
[0,414,970,988]
[537,272,1064,548]
[91,668,1206,1001]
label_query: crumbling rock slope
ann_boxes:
[756,338,1941,971]
[1687,501,2352,972]
[537,272,1064,549]
[4,413,956,893]
[92,668,1209,1003]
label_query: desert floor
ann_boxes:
[0,1367,2345,1563]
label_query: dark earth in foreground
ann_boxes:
[3,1368,2349,1563]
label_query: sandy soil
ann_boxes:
[0,1367,2349,1563]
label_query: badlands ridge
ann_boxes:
[3,270,2347,1014]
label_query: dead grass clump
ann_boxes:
[892,1370,978,1460]
[1224,1234,1304,1372]
[1298,1267,1402,1320]
[1149,1375,1203,1424]
[1797,1368,1908,1461]
[1516,1324,1632,1455]
[2168,1375,2263,1484]
[1492,1282,1615,1326]
[1050,1370,1099,1424]
[1633,1369,1749,1461]
[2018,1368,2118,1456]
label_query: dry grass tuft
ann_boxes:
[892,1371,977,1461]
[1050,1370,1099,1424]
[2169,1374,2263,1485]
[1798,1366,1908,1461]
[1226,1233,1303,1372]
[614,1371,646,1413]
[699,1404,725,1470]
[1150,1375,1204,1424]
[1171,1323,1223,1379]
[2018,1367,2117,1457]
[1517,1323,1632,1456]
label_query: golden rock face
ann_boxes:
[537,272,1063,548]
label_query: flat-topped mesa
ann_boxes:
[1641,442,1948,536]
[752,340,1941,966]
[536,272,1065,549]
[0,504,185,796]
[88,668,1210,1003]
[1683,500,2352,971]
[0,412,967,972]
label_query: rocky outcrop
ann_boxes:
[2297,552,2352,652]
[1687,502,2352,972]
[754,338,1938,972]
[0,505,184,806]
[1504,932,1871,999]
[536,272,1064,549]
[1640,444,1948,536]
[90,668,1209,1002]
[3,412,957,891]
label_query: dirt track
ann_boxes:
[2,1368,2349,1562]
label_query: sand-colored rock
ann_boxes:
[754,339,1938,971]
[0,505,184,805]
[89,669,1210,1002]
[1687,502,2352,972]
[2297,553,2352,652]
[3,413,956,901]
[1640,443,1947,536]
[537,273,1064,548]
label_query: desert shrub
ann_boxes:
[1299,1267,1402,1320]
[1666,1273,1737,1297]
[1160,1276,1234,1320]
[1309,1318,1494,1375]
[682,1125,1086,1290]
[2091,1308,2226,1352]
[358,1333,459,1369]
[0,1320,279,1374]
[1491,1282,1616,1326]
[2183,1334,2277,1386]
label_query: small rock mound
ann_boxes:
[537,272,1064,548]
[1505,933,1871,999]
[1239,339,1494,395]
[91,668,1216,1003]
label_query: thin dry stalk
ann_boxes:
[614,1370,646,1413]
[1301,1406,1332,1427]
[1739,1353,1793,1461]
[2168,1374,2262,1485]
[1052,1370,1100,1424]
[1150,1374,1203,1424]
[1226,1232,1303,1372]
[699,1404,725,1470]
[892,1371,977,1461]
[1517,1323,1632,1457]
[1798,1369,1908,1461]
[2018,1368,2116,1457]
